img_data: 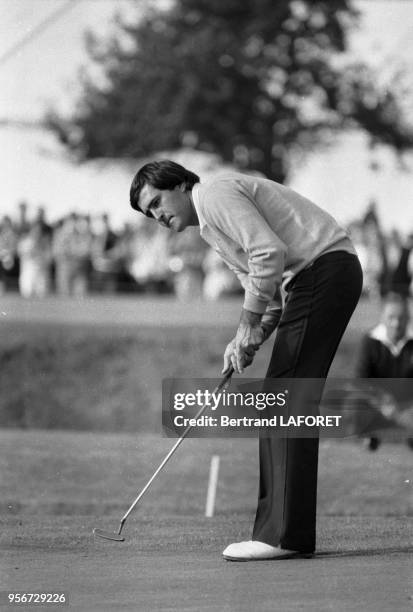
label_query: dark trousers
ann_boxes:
[252,251,363,553]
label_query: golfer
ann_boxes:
[130,160,363,561]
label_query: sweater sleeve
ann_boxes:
[199,179,287,314]
[217,255,249,291]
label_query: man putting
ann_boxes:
[130,160,363,561]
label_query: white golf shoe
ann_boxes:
[222,540,313,561]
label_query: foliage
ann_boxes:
[46,0,413,182]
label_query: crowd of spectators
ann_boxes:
[0,201,242,300]
[0,199,412,301]
[349,201,413,299]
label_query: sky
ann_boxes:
[0,0,412,229]
[0,0,138,120]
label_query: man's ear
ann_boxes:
[179,183,186,192]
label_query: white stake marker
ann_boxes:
[205,455,220,518]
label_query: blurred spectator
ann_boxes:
[16,201,30,237]
[53,213,93,296]
[362,202,388,297]
[34,205,53,237]
[18,220,52,298]
[203,248,242,300]
[349,204,409,299]
[128,223,172,293]
[0,216,18,294]
[355,292,413,451]
[112,222,140,293]
[91,213,120,293]
[168,227,206,300]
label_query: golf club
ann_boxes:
[93,366,234,541]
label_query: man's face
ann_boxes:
[138,183,194,232]
[382,302,409,343]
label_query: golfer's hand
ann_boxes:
[223,337,255,374]
[222,338,238,374]
[234,321,264,373]
[222,325,265,375]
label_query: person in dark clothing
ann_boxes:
[91,214,120,292]
[130,160,363,561]
[356,292,413,450]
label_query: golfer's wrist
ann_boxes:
[240,308,262,327]
[260,322,275,341]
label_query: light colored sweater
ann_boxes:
[192,173,356,328]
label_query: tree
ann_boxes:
[47,0,413,183]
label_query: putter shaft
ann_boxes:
[94,368,234,541]
[119,368,234,525]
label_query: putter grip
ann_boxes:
[220,366,234,388]
[214,366,234,393]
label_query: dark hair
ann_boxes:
[130,160,200,212]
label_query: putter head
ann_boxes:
[93,528,125,542]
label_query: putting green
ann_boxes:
[2,516,412,611]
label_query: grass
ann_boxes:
[0,323,233,430]
[1,297,411,612]
[2,298,411,519]
[2,514,412,554]
[1,430,412,517]
[0,296,381,431]
[1,429,411,612]
[2,512,411,612]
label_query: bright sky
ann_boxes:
[0,0,138,120]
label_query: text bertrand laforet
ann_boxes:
[173,415,342,427]
[171,389,342,429]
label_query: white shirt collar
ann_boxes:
[369,323,413,357]
[191,183,206,230]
